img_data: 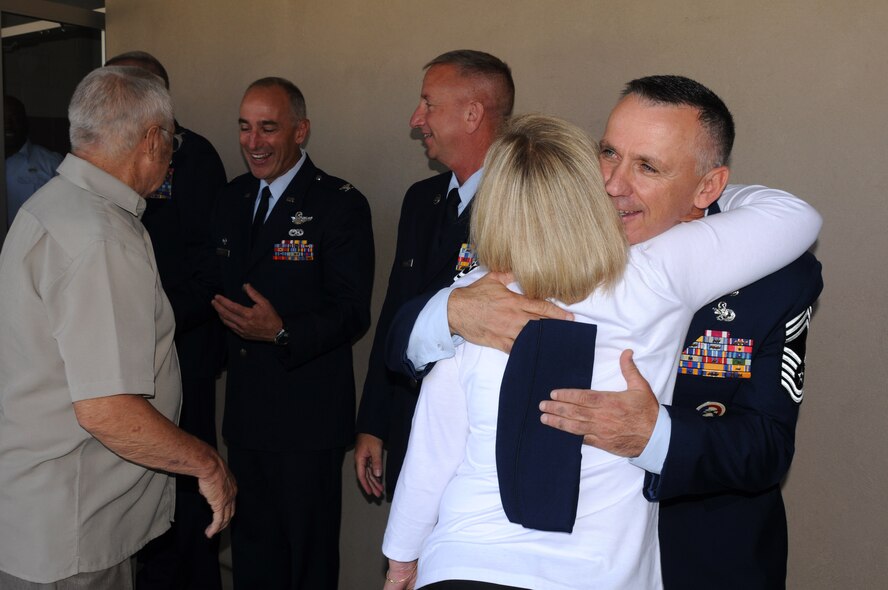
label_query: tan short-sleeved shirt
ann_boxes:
[0,155,181,583]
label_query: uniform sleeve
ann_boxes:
[643,184,822,310]
[644,254,823,500]
[386,268,485,379]
[48,240,158,400]
[356,193,417,439]
[382,352,469,560]
[278,189,375,368]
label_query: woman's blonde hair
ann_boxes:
[471,114,628,304]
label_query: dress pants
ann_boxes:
[135,487,221,590]
[228,446,345,590]
[137,375,222,590]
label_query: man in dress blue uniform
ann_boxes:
[104,50,228,590]
[391,76,822,589]
[354,50,514,500]
[211,77,374,590]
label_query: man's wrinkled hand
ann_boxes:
[448,271,572,353]
[198,454,237,538]
[539,349,659,457]
[355,433,385,498]
[212,283,283,342]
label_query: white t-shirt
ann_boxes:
[384,185,821,589]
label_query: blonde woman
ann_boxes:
[381,114,821,590]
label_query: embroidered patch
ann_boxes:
[678,329,753,378]
[696,401,727,417]
[455,243,476,272]
[150,166,174,199]
[782,307,812,403]
[273,240,314,261]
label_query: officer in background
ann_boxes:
[104,50,228,590]
[354,49,514,501]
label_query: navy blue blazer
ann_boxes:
[648,248,822,590]
[214,157,374,451]
[356,172,472,495]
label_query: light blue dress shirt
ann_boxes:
[254,149,307,221]
[6,140,63,227]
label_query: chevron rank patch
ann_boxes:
[678,329,753,378]
[782,307,812,403]
[273,240,314,261]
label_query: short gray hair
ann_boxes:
[245,77,307,122]
[69,66,173,159]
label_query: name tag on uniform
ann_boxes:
[273,240,314,261]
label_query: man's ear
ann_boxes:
[693,165,730,211]
[679,166,730,222]
[294,118,311,145]
[465,100,484,133]
[144,126,165,162]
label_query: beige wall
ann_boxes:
[107,1,888,588]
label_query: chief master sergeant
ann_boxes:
[211,77,374,590]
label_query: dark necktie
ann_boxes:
[251,186,271,247]
[445,187,461,224]
[437,187,461,249]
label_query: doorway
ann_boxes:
[0,0,104,240]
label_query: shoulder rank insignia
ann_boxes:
[291,212,313,225]
[339,183,353,192]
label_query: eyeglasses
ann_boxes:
[152,125,183,153]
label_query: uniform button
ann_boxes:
[409,378,420,388]
[239,348,247,357]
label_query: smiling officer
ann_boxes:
[211,77,374,590]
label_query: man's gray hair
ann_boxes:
[245,77,307,122]
[69,66,173,159]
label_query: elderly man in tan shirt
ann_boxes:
[0,66,235,589]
